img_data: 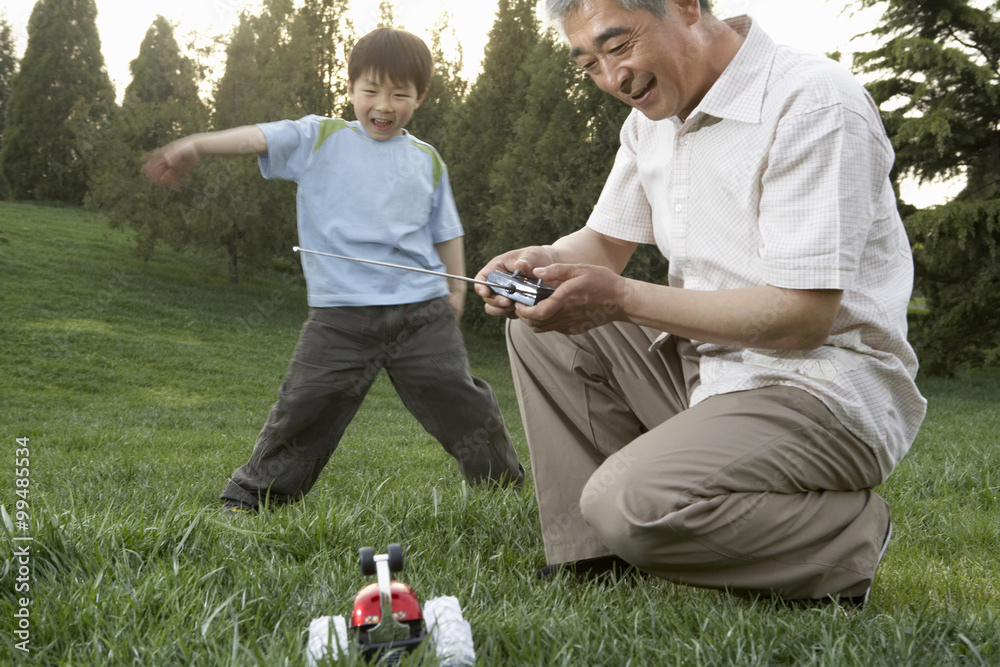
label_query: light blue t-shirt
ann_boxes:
[257,116,464,307]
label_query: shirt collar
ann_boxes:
[686,16,777,125]
[353,119,412,143]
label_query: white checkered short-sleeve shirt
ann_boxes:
[587,16,926,477]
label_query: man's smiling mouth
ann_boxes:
[630,78,655,101]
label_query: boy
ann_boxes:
[144,28,524,514]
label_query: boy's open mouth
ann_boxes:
[371,118,393,132]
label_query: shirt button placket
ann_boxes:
[672,130,693,280]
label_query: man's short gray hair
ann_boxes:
[544,0,712,24]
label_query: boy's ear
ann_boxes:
[415,89,429,108]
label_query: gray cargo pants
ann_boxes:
[221,298,524,507]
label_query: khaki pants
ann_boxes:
[508,320,888,600]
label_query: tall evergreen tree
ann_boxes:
[485,34,590,256]
[198,0,301,284]
[852,0,1000,374]
[443,0,541,298]
[0,0,116,203]
[168,0,358,283]
[485,33,618,252]
[471,30,648,332]
[0,14,19,199]
[123,16,204,113]
[376,1,399,28]
[214,0,299,128]
[85,16,207,260]
[406,12,468,152]
[288,0,356,119]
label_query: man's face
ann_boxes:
[565,0,704,121]
[348,72,426,140]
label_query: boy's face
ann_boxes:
[348,72,427,140]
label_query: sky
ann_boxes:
[1,0,961,205]
[4,0,885,87]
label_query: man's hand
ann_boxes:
[511,263,629,334]
[475,230,841,349]
[143,138,199,190]
[474,246,556,318]
[475,249,630,334]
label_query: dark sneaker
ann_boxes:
[536,555,639,582]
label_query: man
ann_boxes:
[474,0,926,605]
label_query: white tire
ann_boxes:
[423,596,476,667]
[305,614,351,665]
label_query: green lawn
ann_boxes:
[1,202,998,665]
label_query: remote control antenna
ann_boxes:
[293,246,553,303]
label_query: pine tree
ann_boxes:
[443,0,541,309]
[200,0,302,284]
[0,0,116,203]
[486,29,636,249]
[479,30,652,334]
[0,14,19,199]
[215,0,300,127]
[376,1,399,28]
[406,12,468,152]
[485,33,595,257]
[854,0,999,198]
[288,0,356,119]
[85,15,207,261]
[852,0,1000,374]
[124,16,203,112]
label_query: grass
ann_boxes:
[1,201,999,665]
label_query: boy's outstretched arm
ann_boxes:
[143,126,268,190]
[434,237,467,320]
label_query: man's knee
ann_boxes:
[579,449,652,556]
[579,448,701,568]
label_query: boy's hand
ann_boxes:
[448,284,466,321]
[143,138,199,190]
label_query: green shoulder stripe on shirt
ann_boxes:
[313,119,356,153]
[412,140,445,190]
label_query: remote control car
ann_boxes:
[305,544,475,666]
[350,544,427,661]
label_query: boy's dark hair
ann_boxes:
[348,28,434,94]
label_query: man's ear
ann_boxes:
[673,0,702,25]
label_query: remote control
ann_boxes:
[486,270,556,306]
[293,247,557,307]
